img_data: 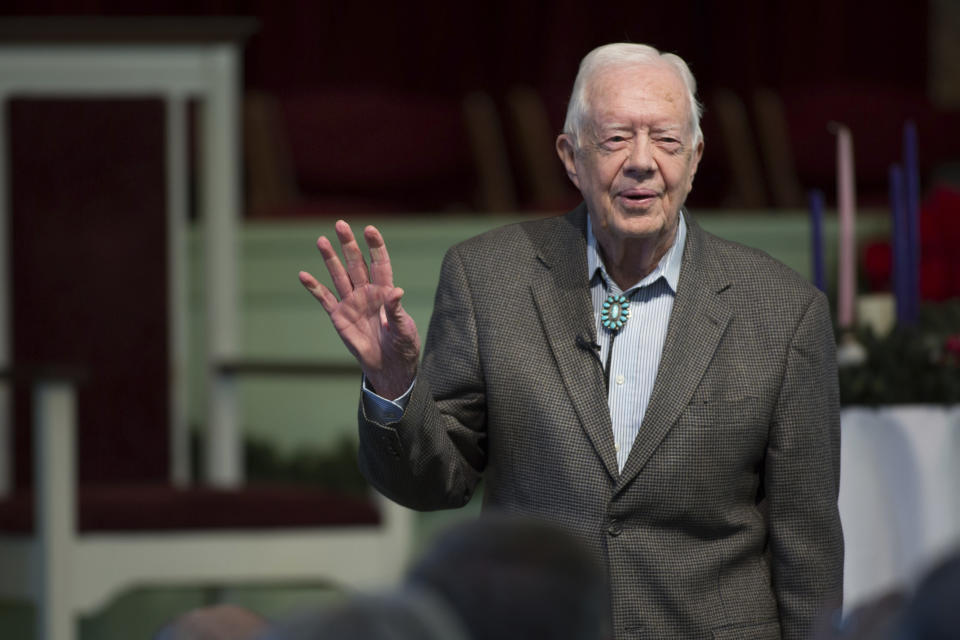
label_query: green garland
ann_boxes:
[245,434,370,495]
[191,431,370,495]
[839,300,960,405]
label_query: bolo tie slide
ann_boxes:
[601,294,630,331]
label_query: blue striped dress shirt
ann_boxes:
[587,213,686,471]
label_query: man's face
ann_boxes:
[557,62,703,246]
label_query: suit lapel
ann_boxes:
[529,206,620,481]
[615,219,733,494]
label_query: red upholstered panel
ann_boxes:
[9,99,169,487]
[276,90,477,213]
[0,486,380,533]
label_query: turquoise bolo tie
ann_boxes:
[601,294,630,332]
[599,294,630,393]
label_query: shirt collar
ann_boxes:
[586,211,686,294]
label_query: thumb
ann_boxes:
[383,287,406,323]
[383,288,421,355]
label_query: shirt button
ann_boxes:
[615,374,625,385]
[614,443,620,452]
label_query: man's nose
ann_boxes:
[624,136,656,175]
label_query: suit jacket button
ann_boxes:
[608,519,622,537]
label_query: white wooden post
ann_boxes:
[34,380,77,640]
[202,45,242,487]
[166,94,191,487]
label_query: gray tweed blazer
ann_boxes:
[359,205,843,640]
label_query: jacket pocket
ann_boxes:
[712,619,780,639]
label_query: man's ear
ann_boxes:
[556,134,580,190]
[686,138,704,192]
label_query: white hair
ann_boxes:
[562,43,703,148]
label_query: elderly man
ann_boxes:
[300,43,843,639]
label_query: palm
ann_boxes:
[300,221,421,400]
[329,282,419,372]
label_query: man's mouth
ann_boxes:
[618,188,659,204]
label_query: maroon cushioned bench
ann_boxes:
[0,485,380,534]
[245,89,495,217]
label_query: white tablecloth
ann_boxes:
[839,405,960,610]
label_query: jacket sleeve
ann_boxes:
[766,290,844,639]
[357,245,487,511]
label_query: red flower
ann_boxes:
[863,240,892,292]
[946,334,960,358]
[920,186,960,300]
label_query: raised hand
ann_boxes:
[299,220,421,400]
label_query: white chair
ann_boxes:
[0,377,413,640]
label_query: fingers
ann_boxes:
[311,220,395,302]
[335,220,371,290]
[316,235,354,299]
[298,270,339,314]
[364,225,395,288]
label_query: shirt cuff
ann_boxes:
[361,375,415,423]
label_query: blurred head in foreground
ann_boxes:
[262,588,469,640]
[154,604,268,640]
[811,549,960,640]
[405,512,611,640]
[265,513,610,640]
[896,551,960,640]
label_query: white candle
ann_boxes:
[836,125,857,330]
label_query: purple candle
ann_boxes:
[808,189,826,293]
[889,164,908,326]
[903,120,920,324]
